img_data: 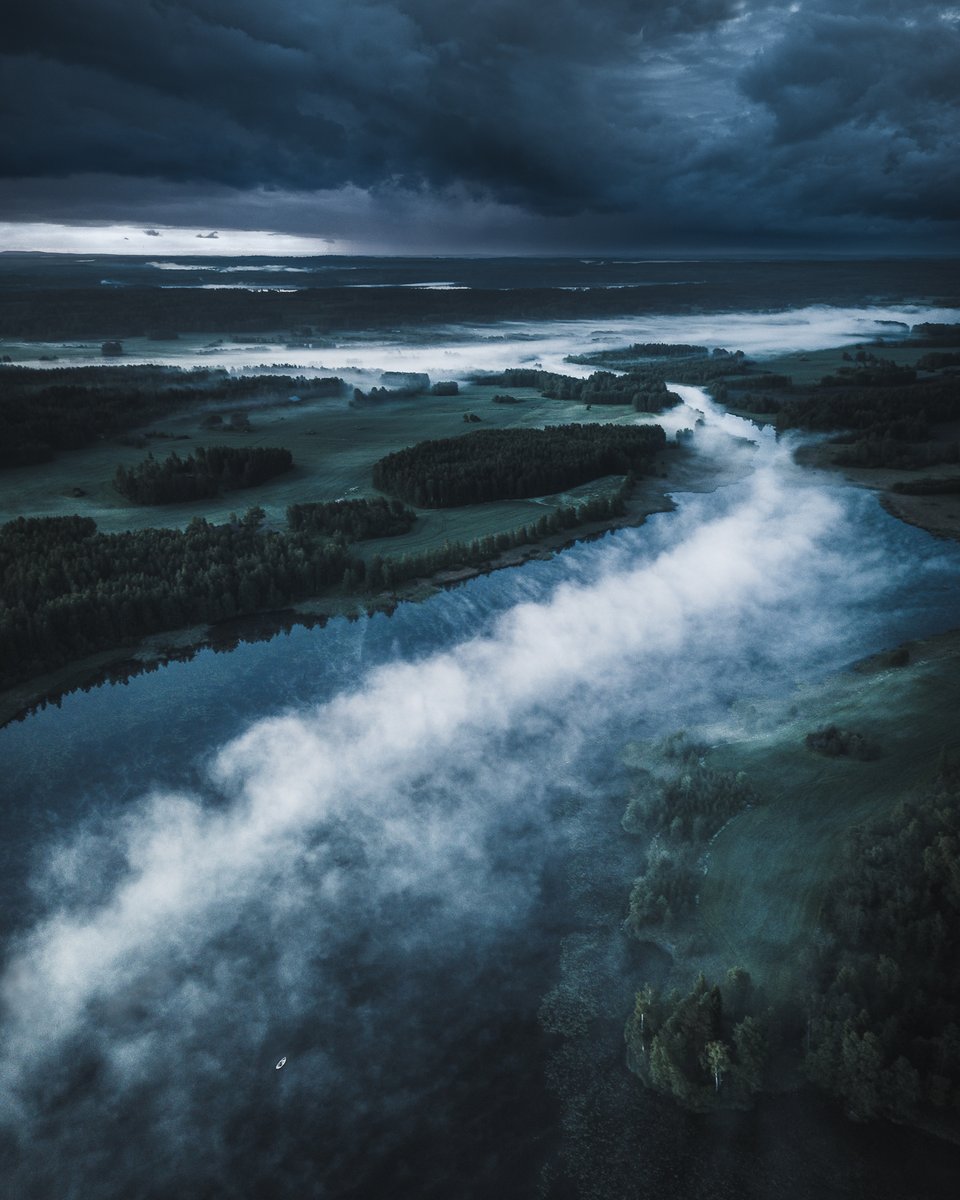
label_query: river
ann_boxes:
[3,373,960,1196]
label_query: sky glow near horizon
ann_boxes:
[1,1,958,252]
[0,222,344,256]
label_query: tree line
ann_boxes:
[802,757,960,1125]
[0,365,343,467]
[483,366,682,411]
[114,446,293,504]
[565,349,758,389]
[1,476,639,694]
[372,423,666,507]
[775,378,960,438]
[0,511,355,690]
[577,342,710,360]
[11,270,927,339]
[361,476,634,591]
[287,497,416,540]
[619,734,960,1130]
[762,376,960,470]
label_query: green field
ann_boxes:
[0,381,654,547]
[691,637,960,999]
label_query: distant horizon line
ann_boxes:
[3,249,959,262]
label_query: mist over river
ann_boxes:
[4,357,960,1190]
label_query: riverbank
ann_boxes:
[792,439,960,542]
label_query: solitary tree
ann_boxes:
[703,1040,731,1092]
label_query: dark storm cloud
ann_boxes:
[737,4,960,224]
[1,1,958,244]
[0,1,737,203]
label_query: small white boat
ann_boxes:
[275,1056,287,1070]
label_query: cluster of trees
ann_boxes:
[776,379,960,439]
[1,474,642,691]
[625,969,773,1111]
[287,497,416,540]
[803,760,960,1124]
[362,476,634,590]
[623,736,758,935]
[818,359,917,389]
[0,365,343,467]
[372,423,666,507]
[576,342,710,361]
[917,352,960,371]
[708,370,792,413]
[482,367,681,411]
[907,323,960,346]
[114,446,293,504]
[565,350,755,389]
[769,376,960,470]
[0,511,357,690]
[351,375,432,405]
[804,725,881,761]
[834,438,959,471]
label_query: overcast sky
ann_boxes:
[2,1,958,254]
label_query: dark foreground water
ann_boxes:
[3,413,960,1198]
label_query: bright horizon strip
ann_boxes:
[0,222,346,256]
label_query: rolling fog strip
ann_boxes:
[0,399,927,1186]
[8,304,956,376]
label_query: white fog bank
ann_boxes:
[3,304,956,379]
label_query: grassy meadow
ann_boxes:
[0,380,656,544]
[693,635,960,1000]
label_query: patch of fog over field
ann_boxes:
[8,304,958,379]
[2,392,958,1195]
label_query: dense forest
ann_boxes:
[0,476,638,694]
[287,497,416,540]
[775,376,960,437]
[803,761,960,1124]
[372,423,666,507]
[718,349,960,455]
[483,366,682,411]
[574,342,710,360]
[0,365,343,466]
[361,476,633,591]
[8,264,954,338]
[624,969,774,1112]
[620,734,960,1130]
[565,349,754,387]
[114,445,294,504]
[0,512,356,690]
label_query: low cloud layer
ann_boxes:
[4,393,958,1194]
[2,2,958,249]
